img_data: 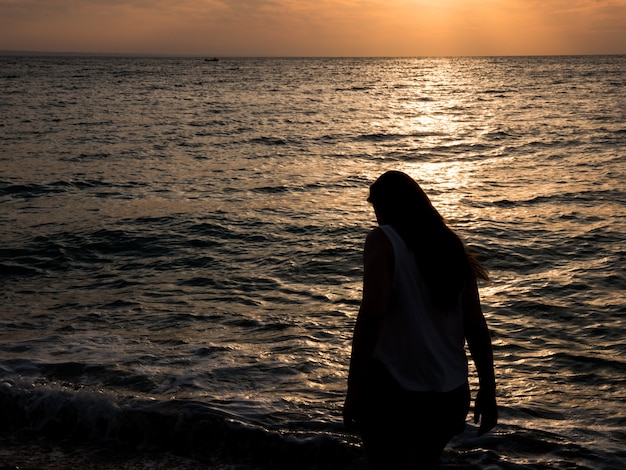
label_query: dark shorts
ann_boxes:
[358,360,470,469]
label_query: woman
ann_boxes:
[344,171,497,469]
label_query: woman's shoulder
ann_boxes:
[366,226,387,242]
[365,226,393,254]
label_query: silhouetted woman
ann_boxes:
[344,170,497,469]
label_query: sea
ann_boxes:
[0,55,625,469]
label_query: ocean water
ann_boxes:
[0,55,625,469]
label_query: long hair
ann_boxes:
[368,171,488,310]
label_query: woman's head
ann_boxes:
[367,171,443,230]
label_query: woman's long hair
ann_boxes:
[368,171,488,311]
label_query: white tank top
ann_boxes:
[374,225,468,392]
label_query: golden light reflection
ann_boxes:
[402,161,473,219]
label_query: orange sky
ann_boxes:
[1,0,625,56]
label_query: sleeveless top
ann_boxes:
[373,225,468,392]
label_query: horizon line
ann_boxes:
[1,50,625,59]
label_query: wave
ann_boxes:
[0,179,147,199]
[0,380,361,469]
[0,180,101,198]
[355,131,445,143]
[491,188,626,207]
[249,136,289,146]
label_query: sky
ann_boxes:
[1,0,625,56]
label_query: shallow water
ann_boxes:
[1,55,625,468]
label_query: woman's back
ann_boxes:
[374,225,468,392]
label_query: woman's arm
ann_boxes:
[343,227,393,429]
[463,274,498,436]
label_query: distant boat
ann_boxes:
[205,58,219,62]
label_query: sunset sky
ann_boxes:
[1,0,625,56]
